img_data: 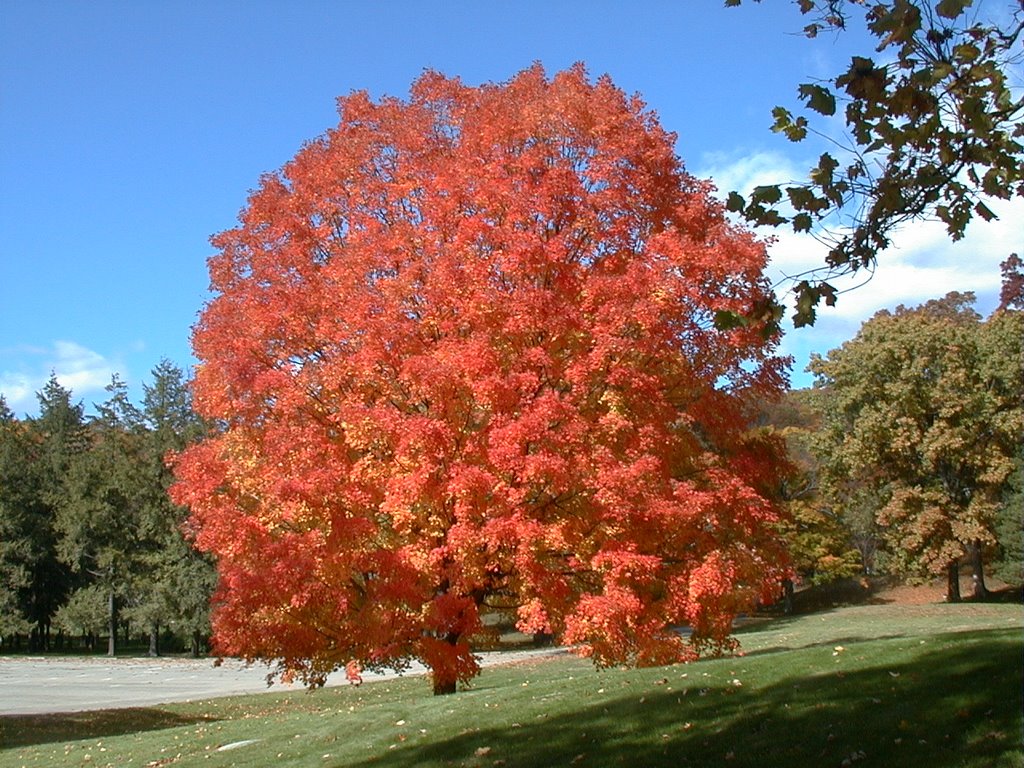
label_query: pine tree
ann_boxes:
[20,376,87,650]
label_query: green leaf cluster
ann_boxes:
[724,1,1023,327]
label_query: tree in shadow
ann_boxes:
[0,708,220,749]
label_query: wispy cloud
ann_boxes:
[698,150,806,204]
[0,341,122,417]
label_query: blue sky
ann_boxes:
[2,1,1019,416]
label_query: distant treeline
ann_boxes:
[0,360,215,656]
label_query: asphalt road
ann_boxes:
[0,648,565,715]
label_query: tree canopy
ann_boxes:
[810,291,1023,600]
[725,0,1024,326]
[171,65,792,695]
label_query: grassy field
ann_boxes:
[1,602,1020,768]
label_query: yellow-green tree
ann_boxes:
[811,291,1023,601]
[758,390,862,592]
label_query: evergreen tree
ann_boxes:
[131,360,215,656]
[0,397,35,642]
[19,376,86,649]
[57,376,149,655]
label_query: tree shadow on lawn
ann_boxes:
[0,708,220,749]
[341,628,1022,768]
[736,633,906,658]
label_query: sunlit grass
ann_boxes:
[2,602,1020,768]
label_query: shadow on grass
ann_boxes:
[0,708,220,749]
[737,633,907,657]
[342,627,1022,768]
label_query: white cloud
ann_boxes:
[0,371,34,412]
[696,151,1023,387]
[697,150,806,203]
[0,341,122,417]
[51,341,118,392]
[775,196,1020,320]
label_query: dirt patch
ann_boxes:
[779,575,1022,616]
[873,576,1021,606]
[872,581,947,605]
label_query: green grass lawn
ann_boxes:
[1,602,1020,768]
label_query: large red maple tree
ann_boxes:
[171,65,791,694]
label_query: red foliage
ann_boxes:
[171,65,790,692]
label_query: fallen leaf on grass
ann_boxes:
[840,750,867,766]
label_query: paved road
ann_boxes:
[0,648,565,715]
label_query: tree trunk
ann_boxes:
[946,562,961,603]
[781,578,795,615]
[969,540,989,599]
[431,632,461,696]
[107,591,118,657]
[432,676,458,695]
[148,622,160,657]
[191,629,201,658]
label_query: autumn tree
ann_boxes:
[725,1,1024,326]
[172,65,791,694]
[998,253,1023,311]
[811,291,1023,601]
